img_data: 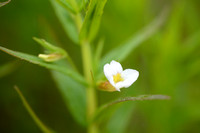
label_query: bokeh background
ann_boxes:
[0,0,200,132]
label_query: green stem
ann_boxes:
[73,8,98,133]
[81,41,98,133]
[14,86,53,133]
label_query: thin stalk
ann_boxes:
[14,86,53,133]
[81,41,98,133]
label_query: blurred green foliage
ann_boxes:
[0,0,200,133]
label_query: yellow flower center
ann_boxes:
[113,73,124,83]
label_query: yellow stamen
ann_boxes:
[113,73,124,83]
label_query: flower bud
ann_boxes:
[38,53,63,62]
[33,37,68,62]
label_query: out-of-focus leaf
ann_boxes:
[180,31,200,81]
[0,0,10,7]
[104,102,135,133]
[14,86,54,133]
[152,3,185,94]
[0,46,87,85]
[181,31,200,59]
[0,60,20,78]
[184,59,200,81]
[51,71,86,126]
[50,0,79,44]
[79,0,107,43]
[98,9,168,78]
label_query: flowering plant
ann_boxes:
[0,0,170,132]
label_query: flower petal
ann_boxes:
[119,69,139,88]
[110,60,123,74]
[103,64,115,86]
[104,63,113,79]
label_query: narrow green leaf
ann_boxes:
[94,95,170,122]
[0,60,20,78]
[98,9,168,78]
[50,0,79,44]
[33,37,67,54]
[0,0,10,7]
[14,86,53,133]
[79,0,107,43]
[51,71,87,126]
[33,37,78,70]
[0,46,87,85]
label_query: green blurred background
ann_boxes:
[0,0,200,133]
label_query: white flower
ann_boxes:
[103,60,139,91]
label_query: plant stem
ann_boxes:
[81,41,98,133]
[73,8,98,133]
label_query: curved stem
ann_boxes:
[14,86,53,133]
